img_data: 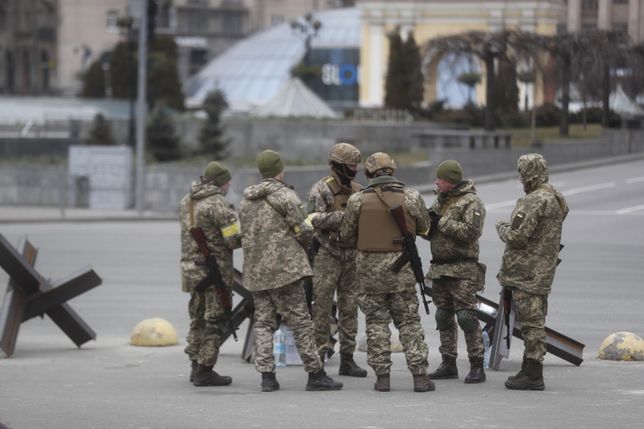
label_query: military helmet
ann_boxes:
[329,143,361,165]
[364,152,396,176]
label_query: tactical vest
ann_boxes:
[357,186,415,252]
[324,176,361,211]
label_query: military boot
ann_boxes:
[504,359,545,391]
[261,372,280,392]
[189,360,198,383]
[428,355,458,380]
[305,369,343,391]
[507,357,528,382]
[192,364,233,387]
[339,353,368,377]
[374,373,390,392]
[413,374,436,392]
[464,357,486,384]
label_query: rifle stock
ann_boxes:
[389,205,431,315]
[189,226,238,341]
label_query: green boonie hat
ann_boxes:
[203,161,231,186]
[256,150,284,178]
[435,160,463,184]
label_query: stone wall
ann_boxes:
[3,128,644,212]
[429,129,644,177]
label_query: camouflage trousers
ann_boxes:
[184,288,228,367]
[362,290,429,376]
[432,276,484,361]
[313,246,362,356]
[513,289,548,363]
[253,279,323,373]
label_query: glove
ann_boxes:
[428,209,441,237]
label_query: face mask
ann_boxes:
[331,161,356,186]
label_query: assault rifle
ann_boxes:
[303,237,321,313]
[389,205,431,315]
[502,287,512,349]
[190,226,238,341]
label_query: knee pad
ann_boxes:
[456,309,478,333]
[435,308,455,331]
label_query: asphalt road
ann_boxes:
[1,158,643,429]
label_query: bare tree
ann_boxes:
[427,31,512,131]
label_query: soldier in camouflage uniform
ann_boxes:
[426,160,487,384]
[340,152,435,393]
[179,161,241,387]
[306,143,368,378]
[496,154,568,391]
[239,150,343,392]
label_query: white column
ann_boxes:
[367,23,384,106]
[629,0,641,42]
[598,0,612,30]
[567,0,582,32]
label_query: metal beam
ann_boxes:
[0,240,37,357]
[0,235,42,296]
[0,236,101,354]
[424,283,585,367]
[23,269,102,321]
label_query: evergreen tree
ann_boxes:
[385,30,424,111]
[85,113,116,145]
[80,35,184,111]
[147,37,185,111]
[403,32,424,111]
[385,29,406,109]
[198,90,231,159]
[80,62,106,98]
[147,104,181,161]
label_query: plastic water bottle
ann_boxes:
[273,326,287,368]
[482,329,491,369]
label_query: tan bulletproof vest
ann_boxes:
[325,176,361,245]
[357,186,415,252]
[324,176,361,212]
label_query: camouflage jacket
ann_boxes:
[340,175,430,294]
[239,178,314,292]
[179,179,241,293]
[496,165,568,295]
[306,172,362,261]
[428,180,486,284]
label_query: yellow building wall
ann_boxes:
[358,1,563,108]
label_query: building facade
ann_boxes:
[565,0,644,41]
[0,0,58,94]
[357,0,644,108]
[0,0,346,96]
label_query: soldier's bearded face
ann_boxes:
[435,177,456,194]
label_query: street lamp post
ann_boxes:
[135,0,148,214]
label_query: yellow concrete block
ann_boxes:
[598,331,644,361]
[129,318,178,347]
